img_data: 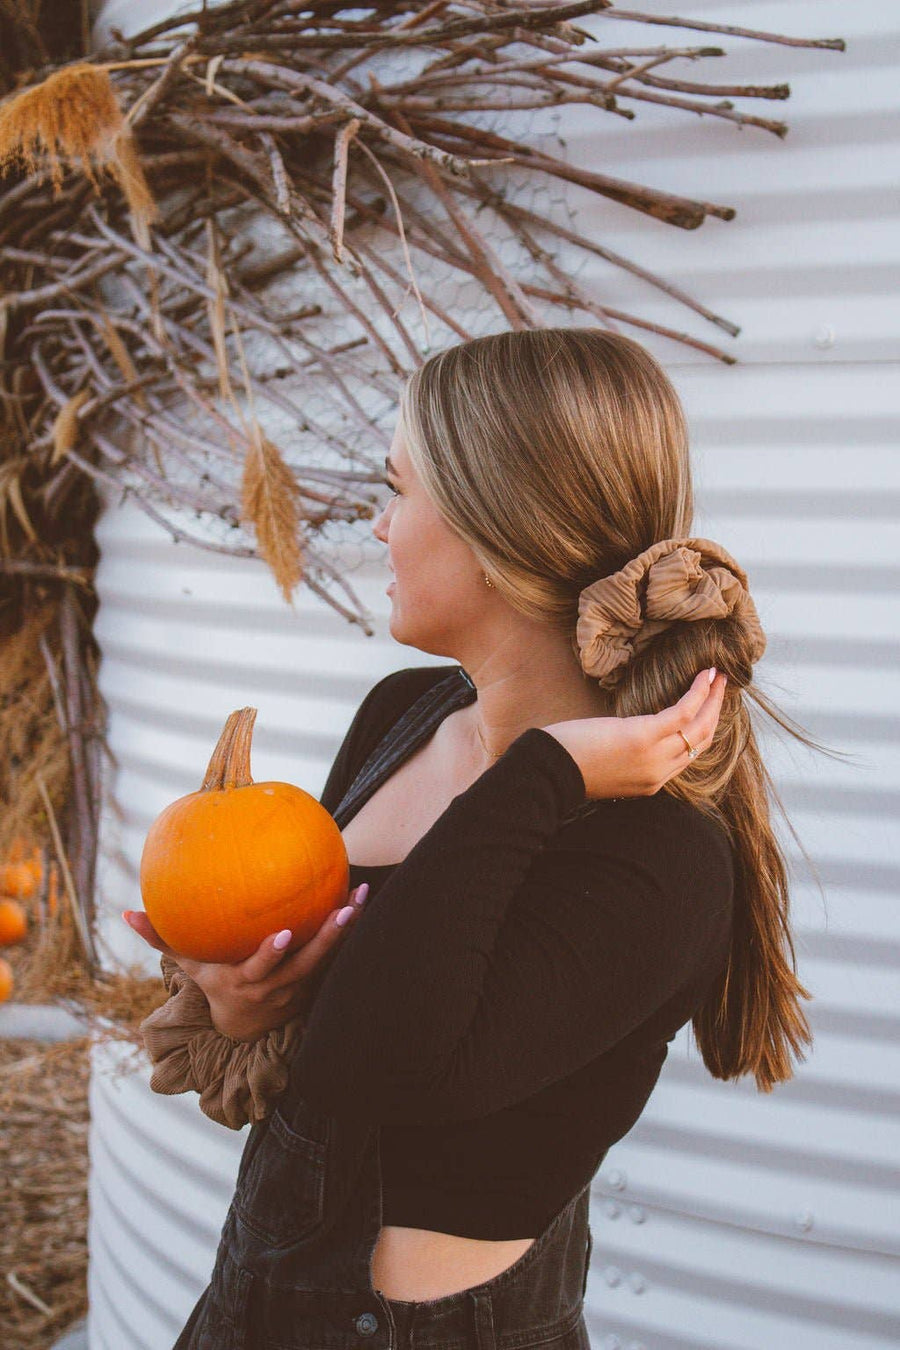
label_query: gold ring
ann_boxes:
[677,729,698,759]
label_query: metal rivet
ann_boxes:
[628,1272,647,1295]
[794,1210,814,1232]
[354,1311,379,1336]
[813,324,836,349]
[605,1200,622,1219]
[627,1205,646,1224]
[603,1265,623,1287]
[607,1168,627,1190]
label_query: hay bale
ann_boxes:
[0,1036,90,1350]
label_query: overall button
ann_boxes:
[355,1311,379,1336]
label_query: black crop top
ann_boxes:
[293,664,734,1239]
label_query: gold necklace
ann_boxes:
[475,718,504,759]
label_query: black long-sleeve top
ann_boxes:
[293,664,734,1238]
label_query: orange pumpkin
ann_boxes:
[0,956,12,1002]
[0,836,41,900]
[0,899,27,946]
[139,707,348,963]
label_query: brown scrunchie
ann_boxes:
[139,953,304,1130]
[576,537,766,689]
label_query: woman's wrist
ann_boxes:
[539,721,623,801]
[208,988,309,1044]
[208,999,270,1044]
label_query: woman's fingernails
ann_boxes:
[335,906,355,927]
[122,911,133,927]
[708,667,717,685]
[353,883,370,907]
[273,929,292,951]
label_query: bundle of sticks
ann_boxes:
[0,1,843,996]
[0,0,844,607]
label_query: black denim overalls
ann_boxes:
[172,669,595,1350]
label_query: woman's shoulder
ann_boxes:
[342,663,463,764]
[355,663,463,732]
[319,665,463,813]
[367,662,463,705]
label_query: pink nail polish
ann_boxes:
[273,929,292,950]
[708,667,717,685]
[354,883,370,907]
[335,906,355,927]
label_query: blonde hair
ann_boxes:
[400,327,817,1092]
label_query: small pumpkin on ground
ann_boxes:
[139,707,349,963]
[0,956,13,1002]
[0,837,42,900]
[0,899,27,946]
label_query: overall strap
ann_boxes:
[332,668,476,830]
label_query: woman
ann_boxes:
[128,328,813,1350]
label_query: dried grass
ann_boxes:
[10,872,168,1051]
[0,605,69,856]
[240,426,305,606]
[50,387,91,466]
[0,1034,90,1350]
[1,602,162,1051]
[0,61,157,237]
[0,860,168,1347]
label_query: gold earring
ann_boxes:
[483,573,494,588]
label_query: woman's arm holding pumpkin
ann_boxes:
[130,666,444,1062]
[127,671,403,1126]
[128,871,368,1040]
[136,890,368,1128]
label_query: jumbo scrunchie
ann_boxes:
[576,537,766,688]
[139,953,303,1130]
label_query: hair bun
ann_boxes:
[576,536,766,687]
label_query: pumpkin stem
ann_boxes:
[201,707,258,790]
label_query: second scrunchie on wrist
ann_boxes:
[139,953,304,1131]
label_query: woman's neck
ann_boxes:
[459,668,612,764]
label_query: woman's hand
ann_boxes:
[543,667,727,801]
[122,883,370,1043]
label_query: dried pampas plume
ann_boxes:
[50,387,91,466]
[0,62,157,243]
[240,428,305,605]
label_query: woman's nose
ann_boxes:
[372,499,391,538]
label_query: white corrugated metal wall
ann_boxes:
[554,4,900,1348]
[87,1,899,1347]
